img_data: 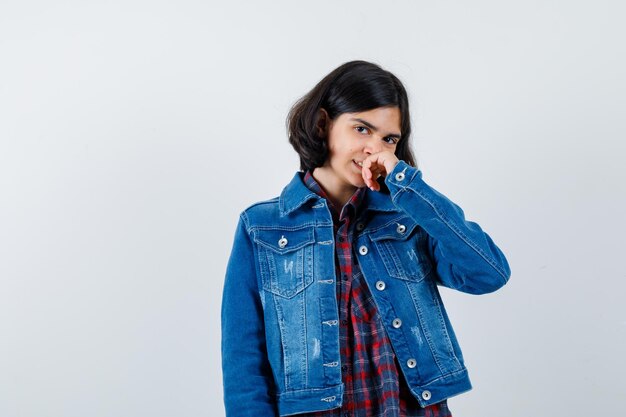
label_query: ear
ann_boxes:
[316,108,330,138]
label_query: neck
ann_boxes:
[311,166,357,210]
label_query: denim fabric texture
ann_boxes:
[221,160,511,417]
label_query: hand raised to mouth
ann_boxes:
[361,151,400,192]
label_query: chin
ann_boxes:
[350,174,367,188]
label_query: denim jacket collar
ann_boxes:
[279,171,397,217]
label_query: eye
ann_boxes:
[355,126,398,145]
[384,137,399,145]
[355,126,370,134]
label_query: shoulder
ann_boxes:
[241,196,280,213]
[237,195,281,230]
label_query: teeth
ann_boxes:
[355,160,363,167]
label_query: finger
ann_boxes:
[361,165,372,187]
[363,154,380,176]
[362,159,373,180]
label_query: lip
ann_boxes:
[352,159,363,169]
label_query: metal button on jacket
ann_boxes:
[392,318,402,328]
[395,171,405,181]
[421,390,432,400]
[396,224,406,234]
[407,358,417,368]
[278,236,288,248]
[375,281,386,291]
[358,245,368,255]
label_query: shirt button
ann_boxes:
[422,390,432,400]
[375,280,386,291]
[358,245,368,255]
[392,318,402,328]
[341,364,348,371]
[407,358,417,368]
[341,319,349,325]
[356,222,365,231]
[338,236,345,242]
[395,171,406,181]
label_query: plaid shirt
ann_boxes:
[298,171,453,417]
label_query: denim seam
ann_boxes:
[302,282,308,388]
[251,222,318,232]
[430,281,461,369]
[275,384,343,396]
[416,366,469,387]
[362,214,413,235]
[405,281,446,375]
[273,292,290,390]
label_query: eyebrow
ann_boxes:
[349,117,402,139]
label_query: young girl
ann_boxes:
[221,60,511,417]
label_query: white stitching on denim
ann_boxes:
[322,320,338,326]
[318,240,333,245]
[323,361,338,367]
[317,279,334,284]
[321,396,336,402]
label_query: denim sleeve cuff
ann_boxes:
[384,159,422,198]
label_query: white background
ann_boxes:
[1,1,624,416]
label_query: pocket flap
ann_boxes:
[254,227,315,254]
[369,217,420,242]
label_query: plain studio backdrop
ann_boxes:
[1,1,624,416]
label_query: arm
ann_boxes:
[221,213,278,416]
[384,160,511,295]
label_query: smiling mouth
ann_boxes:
[353,160,363,169]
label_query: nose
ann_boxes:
[364,137,384,155]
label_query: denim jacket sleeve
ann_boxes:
[221,213,278,416]
[384,160,511,295]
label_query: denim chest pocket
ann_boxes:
[370,219,432,283]
[253,227,315,298]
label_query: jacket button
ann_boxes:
[407,358,417,368]
[375,281,386,291]
[396,224,406,234]
[392,318,402,328]
[395,171,406,181]
[421,390,431,400]
[278,236,288,248]
[358,245,368,255]
[356,222,365,231]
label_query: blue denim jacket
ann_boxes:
[221,160,511,417]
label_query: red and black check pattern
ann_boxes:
[299,171,453,417]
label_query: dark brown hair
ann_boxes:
[286,60,417,189]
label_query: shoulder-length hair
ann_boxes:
[286,60,417,190]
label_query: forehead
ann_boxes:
[342,106,401,125]
[338,107,402,136]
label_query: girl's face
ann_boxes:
[320,106,402,190]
